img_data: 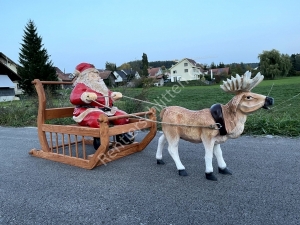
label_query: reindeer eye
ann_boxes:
[246,96,253,100]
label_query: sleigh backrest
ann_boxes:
[32,79,74,122]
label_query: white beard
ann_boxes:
[74,71,109,95]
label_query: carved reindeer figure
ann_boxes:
[156,71,274,181]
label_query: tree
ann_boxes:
[210,62,217,69]
[295,54,300,71]
[18,20,57,95]
[118,63,131,70]
[280,54,292,77]
[229,63,245,76]
[218,62,225,68]
[105,61,116,71]
[202,64,208,70]
[142,53,149,77]
[258,49,292,79]
[290,54,300,72]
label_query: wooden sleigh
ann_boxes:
[29,79,157,169]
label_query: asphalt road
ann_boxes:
[0,127,299,225]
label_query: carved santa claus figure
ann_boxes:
[70,62,134,147]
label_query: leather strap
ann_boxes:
[210,103,227,135]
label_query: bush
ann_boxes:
[0,95,38,127]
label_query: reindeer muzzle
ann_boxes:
[262,97,274,109]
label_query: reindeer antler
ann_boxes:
[220,71,264,93]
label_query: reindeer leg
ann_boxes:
[203,140,217,181]
[167,140,187,176]
[213,144,232,175]
[156,134,167,165]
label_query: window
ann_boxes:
[184,69,188,73]
[184,63,188,66]
[173,70,177,74]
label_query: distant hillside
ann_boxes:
[126,60,177,71]
[229,62,259,69]
[148,60,177,69]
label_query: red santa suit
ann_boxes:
[70,63,129,128]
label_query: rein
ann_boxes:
[91,95,222,130]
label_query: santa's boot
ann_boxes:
[116,133,134,145]
[93,137,101,150]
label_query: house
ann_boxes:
[148,67,164,86]
[206,67,230,81]
[113,69,140,86]
[0,52,22,96]
[123,69,140,80]
[113,70,127,85]
[169,58,204,82]
[0,75,17,102]
[55,67,74,89]
[98,69,116,87]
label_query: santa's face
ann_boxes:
[87,71,101,83]
[74,70,108,94]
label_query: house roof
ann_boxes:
[169,58,203,70]
[114,70,127,80]
[97,70,115,79]
[123,69,137,75]
[55,67,73,81]
[148,67,161,77]
[0,75,15,88]
[0,53,21,81]
[186,58,204,68]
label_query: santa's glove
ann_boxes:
[81,92,97,103]
[111,92,122,101]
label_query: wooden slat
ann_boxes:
[88,142,140,166]
[29,149,91,169]
[42,124,100,137]
[45,107,75,120]
[48,140,83,150]
[43,121,152,137]
[32,80,73,85]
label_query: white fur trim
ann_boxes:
[73,107,118,123]
[73,108,102,123]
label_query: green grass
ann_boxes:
[1,77,299,136]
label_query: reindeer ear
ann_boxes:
[228,93,245,113]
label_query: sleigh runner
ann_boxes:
[29,79,157,169]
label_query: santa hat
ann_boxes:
[74,63,97,77]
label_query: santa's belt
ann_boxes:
[76,105,111,112]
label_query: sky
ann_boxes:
[1,0,300,73]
